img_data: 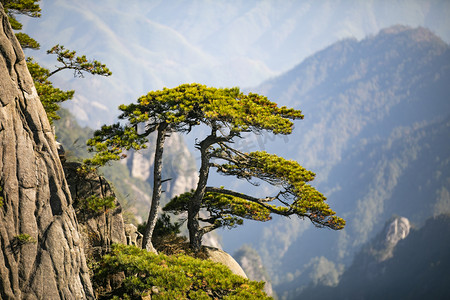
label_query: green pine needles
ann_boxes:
[78,195,116,214]
[26,57,75,124]
[86,83,345,251]
[2,0,41,49]
[13,233,36,245]
[93,244,271,299]
[5,0,112,124]
[27,46,111,124]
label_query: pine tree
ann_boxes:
[87,83,345,252]
[3,1,112,124]
[27,45,111,124]
[1,0,41,49]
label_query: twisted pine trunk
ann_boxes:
[188,134,218,251]
[0,5,94,299]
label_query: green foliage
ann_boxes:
[93,244,271,299]
[53,109,152,223]
[152,213,182,239]
[2,0,41,49]
[78,195,116,214]
[32,44,111,123]
[164,190,272,230]
[14,31,39,48]
[137,214,182,240]
[1,0,41,17]
[5,2,111,123]
[9,233,37,254]
[47,44,112,77]
[120,83,303,134]
[26,45,111,124]
[27,57,74,124]
[138,213,185,254]
[84,123,147,169]
[13,233,36,245]
[87,83,303,168]
[87,83,344,249]
[216,151,346,230]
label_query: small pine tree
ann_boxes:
[3,1,112,124]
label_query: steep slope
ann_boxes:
[256,25,449,178]
[272,112,450,297]
[0,6,93,299]
[294,214,450,299]
[223,25,450,292]
[233,245,274,297]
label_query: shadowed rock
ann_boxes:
[63,161,127,260]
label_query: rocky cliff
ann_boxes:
[63,161,127,260]
[0,5,93,299]
[234,245,274,297]
[123,132,198,202]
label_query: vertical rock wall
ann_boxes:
[0,5,94,299]
[63,161,127,259]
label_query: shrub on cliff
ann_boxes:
[93,244,271,299]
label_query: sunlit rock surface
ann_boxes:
[0,5,93,299]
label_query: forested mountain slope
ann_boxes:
[292,214,450,299]
[234,25,450,295]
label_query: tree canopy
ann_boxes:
[93,244,271,299]
[87,83,345,251]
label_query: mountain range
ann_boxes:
[289,214,450,299]
[233,25,450,297]
[51,22,450,299]
[19,0,450,127]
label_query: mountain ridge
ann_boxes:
[214,26,450,294]
[291,214,450,299]
[20,0,450,126]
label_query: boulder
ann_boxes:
[124,223,143,248]
[205,246,247,278]
[0,5,93,299]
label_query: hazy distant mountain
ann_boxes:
[233,245,275,297]
[20,0,450,127]
[291,214,450,299]
[215,25,450,294]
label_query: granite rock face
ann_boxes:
[234,245,274,296]
[0,5,94,299]
[63,161,127,260]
